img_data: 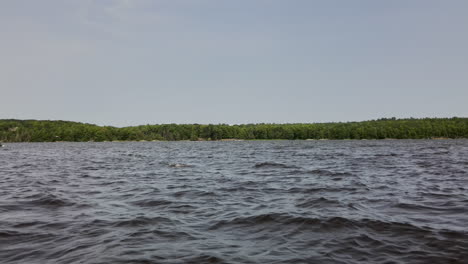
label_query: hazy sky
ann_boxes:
[1,0,467,126]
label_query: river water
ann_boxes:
[1,140,467,263]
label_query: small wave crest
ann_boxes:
[113,216,174,228]
[254,162,299,169]
[296,197,342,208]
[208,213,463,239]
[131,199,173,208]
[307,169,353,177]
[23,193,76,208]
[169,163,193,168]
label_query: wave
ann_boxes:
[11,221,69,230]
[254,162,299,169]
[131,199,172,207]
[113,216,174,228]
[296,197,342,208]
[286,186,358,194]
[394,202,468,214]
[0,230,22,238]
[208,213,467,239]
[374,153,398,157]
[23,193,76,208]
[178,254,225,264]
[169,163,193,168]
[171,190,217,198]
[307,169,353,177]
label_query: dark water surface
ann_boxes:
[1,140,468,264]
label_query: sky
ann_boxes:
[1,0,467,127]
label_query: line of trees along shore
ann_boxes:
[0,118,467,142]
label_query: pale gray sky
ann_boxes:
[1,0,467,126]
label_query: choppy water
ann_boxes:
[1,140,468,264]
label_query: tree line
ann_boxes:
[0,117,467,142]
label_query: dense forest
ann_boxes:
[0,118,467,142]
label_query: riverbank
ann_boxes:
[1,118,467,142]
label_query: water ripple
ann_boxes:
[1,140,468,263]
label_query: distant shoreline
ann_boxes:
[1,137,463,144]
[1,118,467,142]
